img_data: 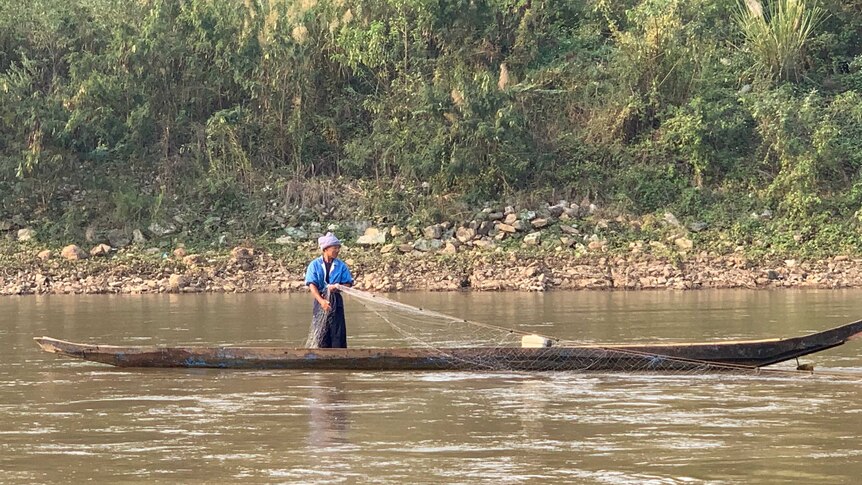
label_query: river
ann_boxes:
[2,290,861,483]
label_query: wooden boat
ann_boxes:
[33,319,862,371]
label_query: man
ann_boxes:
[305,232,354,348]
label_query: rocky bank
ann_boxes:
[4,199,862,295]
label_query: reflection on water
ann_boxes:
[1,290,861,483]
[307,374,352,450]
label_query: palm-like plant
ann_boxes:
[734,0,826,82]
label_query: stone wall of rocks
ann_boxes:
[2,243,862,296]
[4,198,862,296]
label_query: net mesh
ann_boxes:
[318,287,831,376]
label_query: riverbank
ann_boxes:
[3,242,862,296]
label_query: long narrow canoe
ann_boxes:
[34,319,862,371]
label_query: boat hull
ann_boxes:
[34,319,862,371]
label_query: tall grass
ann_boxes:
[735,0,826,82]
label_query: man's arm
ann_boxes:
[309,283,332,312]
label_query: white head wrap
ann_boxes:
[318,232,341,251]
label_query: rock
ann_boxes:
[473,240,495,249]
[132,229,147,244]
[89,244,112,257]
[524,232,542,245]
[487,212,504,221]
[17,228,36,242]
[183,254,204,266]
[784,259,797,268]
[390,226,404,237]
[442,242,458,254]
[504,213,518,225]
[664,212,681,227]
[497,223,517,233]
[61,245,88,260]
[148,222,177,237]
[398,243,414,253]
[455,227,476,243]
[413,239,442,252]
[595,219,609,230]
[477,221,494,236]
[521,266,540,278]
[0,220,10,231]
[688,222,708,233]
[168,274,188,292]
[173,247,187,258]
[560,224,579,235]
[548,204,566,218]
[588,240,604,251]
[143,247,162,256]
[357,227,387,246]
[285,227,308,240]
[380,244,395,254]
[563,207,579,218]
[531,218,550,229]
[423,225,443,240]
[520,210,537,221]
[766,270,780,280]
[231,246,254,263]
[760,209,773,219]
[107,230,131,248]
[37,250,53,261]
[674,237,693,251]
[275,235,293,245]
[511,220,527,232]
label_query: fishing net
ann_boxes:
[316,287,811,375]
[305,288,338,348]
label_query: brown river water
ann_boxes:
[2,290,861,484]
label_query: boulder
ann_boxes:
[511,220,527,232]
[168,274,189,292]
[17,228,36,242]
[442,242,458,255]
[132,229,147,244]
[285,227,308,240]
[531,218,550,229]
[560,224,579,235]
[89,244,112,257]
[663,212,681,227]
[524,232,542,245]
[548,204,566,218]
[423,224,443,240]
[413,239,442,252]
[487,212,504,221]
[357,227,387,246]
[107,230,131,248]
[675,237,694,251]
[61,245,88,260]
[504,213,518,225]
[473,240,495,249]
[37,250,53,261]
[183,254,205,266]
[173,247,188,258]
[148,222,177,237]
[455,226,476,243]
[497,223,517,233]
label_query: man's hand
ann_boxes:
[319,299,332,312]
[328,283,341,293]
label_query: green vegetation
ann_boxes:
[2,0,862,257]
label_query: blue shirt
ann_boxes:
[304,256,354,291]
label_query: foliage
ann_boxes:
[1,0,861,256]
[734,0,826,82]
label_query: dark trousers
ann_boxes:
[311,293,347,348]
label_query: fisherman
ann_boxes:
[305,232,354,348]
